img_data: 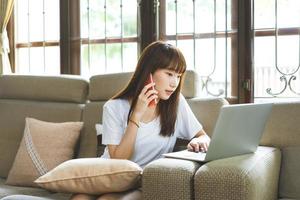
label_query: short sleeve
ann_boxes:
[176,94,203,140]
[102,101,125,145]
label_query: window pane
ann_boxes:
[16,48,29,74]
[44,0,59,41]
[123,43,137,72]
[177,0,193,34]
[254,0,300,100]
[278,0,300,28]
[80,1,138,76]
[166,0,176,35]
[254,36,275,67]
[195,0,214,33]
[29,47,44,74]
[277,36,299,68]
[106,43,122,73]
[254,0,275,29]
[81,44,90,77]
[254,35,300,98]
[195,39,215,75]
[16,0,28,43]
[90,0,105,38]
[123,0,137,37]
[106,0,121,37]
[216,0,226,31]
[176,40,194,70]
[45,46,60,74]
[164,0,234,98]
[90,44,106,75]
[80,0,89,38]
[29,0,43,41]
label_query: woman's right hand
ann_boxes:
[131,82,158,121]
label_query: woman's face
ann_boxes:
[152,68,182,100]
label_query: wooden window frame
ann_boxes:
[7,0,257,103]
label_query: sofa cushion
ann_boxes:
[78,102,105,158]
[88,70,201,101]
[35,158,142,195]
[6,118,83,187]
[0,75,88,103]
[279,147,300,199]
[1,195,66,200]
[0,100,84,178]
[0,178,70,199]
[260,102,300,147]
[260,102,300,199]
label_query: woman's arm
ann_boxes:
[107,82,158,159]
[107,119,139,159]
[187,129,211,152]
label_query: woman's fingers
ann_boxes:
[187,138,211,153]
[187,143,193,151]
[190,142,200,152]
[141,82,156,95]
[138,83,158,105]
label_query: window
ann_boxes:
[80,0,138,77]
[254,0,300,102]
[10,0,299,103]
[14,0,60,75]
[160,0,238,99]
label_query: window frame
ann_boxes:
[11,0,298,103]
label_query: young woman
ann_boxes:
[71,41,210,200]
[100,40,210,166]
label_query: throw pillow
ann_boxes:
[35,158,143,195]
[6,117,83,187]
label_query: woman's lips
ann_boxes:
[165,90,174,96]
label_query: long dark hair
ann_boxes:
[113,41,186,137]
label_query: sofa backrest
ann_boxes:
[260,102,300,199]
[86,70,228,155]
[0,75,90,178]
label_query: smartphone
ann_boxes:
[145,73,157,107]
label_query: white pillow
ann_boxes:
[95,123,103,136]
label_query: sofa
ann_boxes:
[0,70,298,200]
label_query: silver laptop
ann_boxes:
[163,103,273,162]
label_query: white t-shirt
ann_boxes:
[100,94,203,168]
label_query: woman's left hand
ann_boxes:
[187,134,211,152]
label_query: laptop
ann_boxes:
[163,103,273,162]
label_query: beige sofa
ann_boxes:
[0,71,296,200]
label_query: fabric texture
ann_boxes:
[259,102,300,199]
[142,158,201,200]
[35,158,142,195]
[194,147,281,200]
[80,102,105,158]
[0,100,84,178]
[0,75,89,103]
[100,94,202,168]
[0,178,71,199]
[5,118,83,187]
[279,147,300,199]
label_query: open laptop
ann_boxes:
[163,103,273,162]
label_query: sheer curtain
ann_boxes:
[0,0,14,74]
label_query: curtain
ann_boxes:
[0,0,14,75]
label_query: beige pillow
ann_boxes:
[35,158,142,195]
[6,118,83,187]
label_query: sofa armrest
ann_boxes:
[194,146,281,200]
[142,158,202,200]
